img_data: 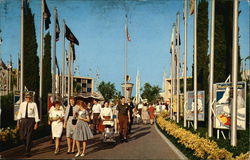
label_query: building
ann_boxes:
[160,76,192,102]
[58,75,95,97]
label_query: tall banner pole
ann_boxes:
[52,8,57,99]
[67,43,71,104]
[183,0,188,127]
[20,0,24,103]
[193,0,198,130]
[61,20,65,100]
[39,0,44,120]
[71,50,74,96]
[171,24,175,120]
[176,12,180,123]
[231,0,239,147]
[124,15,128,101]
[208,0,215,137]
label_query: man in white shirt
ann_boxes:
[92,98,102,134]
[16,92,40,156]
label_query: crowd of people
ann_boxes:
[16,92,168,157]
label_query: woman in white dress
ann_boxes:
[49,100,65,154]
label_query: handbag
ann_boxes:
[72,118,77,125]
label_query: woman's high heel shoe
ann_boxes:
[75,152,81,157]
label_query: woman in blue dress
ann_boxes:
[73,100,93,157]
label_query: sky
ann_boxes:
[0,0,249,95]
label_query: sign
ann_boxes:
[186,91,205,121]
[213,82,246,130]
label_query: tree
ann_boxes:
[23,1,39,102]
[141,83,161,103]
[197,0,209,92]
[214,0,241,83]
[97,81,116,101]
[42,32,52,114]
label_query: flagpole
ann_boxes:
[39,0,45,120]
[67,43,71,104]
[52,8,57,100]
[176,12,180,123]
[208,0,215,137]
[183,0,188,127]
[61,19,65,101]
[231,0,239,147]
[20,0,24,103]
[193,0,198,130]
[171,24,175,120]
[124,15,128,102]
[71,50,74,96]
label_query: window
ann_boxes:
[87,88,92,92]
[82,83,87,88]
[87,79,92,84]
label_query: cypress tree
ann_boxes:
[23,1,39,102]
[197,0,209,92]
[42,32,52,114]
[214,0,241,83]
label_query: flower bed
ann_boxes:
[0,115,51,152]
[156,113,250,160]
[0,127,18,142]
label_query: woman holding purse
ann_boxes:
[64,97,79,154]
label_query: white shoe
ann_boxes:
[80,153,85,157]
[75,152,81,157]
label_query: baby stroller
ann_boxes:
[102,120,116,143]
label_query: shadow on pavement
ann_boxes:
[130,131,151,141]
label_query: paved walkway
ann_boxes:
[3,124,181,159]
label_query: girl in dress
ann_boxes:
[73,100,93,157]
[48,100,65,154]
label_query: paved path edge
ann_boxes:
[154,123,188,160]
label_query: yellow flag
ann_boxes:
[190,0,195,15]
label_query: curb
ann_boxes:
[154,123,188,160]
[0,136,50,158]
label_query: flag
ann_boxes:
[55,56,60,73]
[44,0,51,30]
[190,0,195,15]
[125,24,131,41]
[176,32,181,46]
[170,27,175,54]
[55,13,60,42]
[65,24,79,45]
[71,42,76,61]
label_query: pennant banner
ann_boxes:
[55,13,60,41]
[65,24,79,45]
[44,0,51,30]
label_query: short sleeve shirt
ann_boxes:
[117,103,129,116]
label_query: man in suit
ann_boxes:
[16,92,40,157]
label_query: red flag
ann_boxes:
[126,24,131,41]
